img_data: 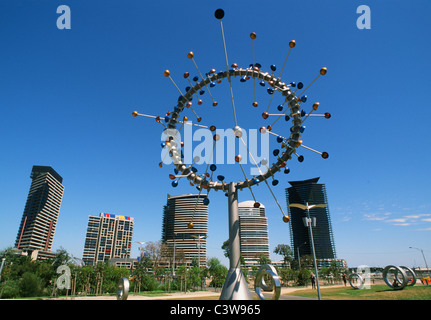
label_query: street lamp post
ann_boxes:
[409,246,430,277]
[136,241,146,260]
[288,202,327,300]
[173,233,177,276]
[191,235,208,268]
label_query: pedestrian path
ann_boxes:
[48,284,347,300]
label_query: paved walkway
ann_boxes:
[48,284,347,300]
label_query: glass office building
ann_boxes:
[285,177,336,261]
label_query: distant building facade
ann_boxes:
[15,166,65,260]
[238,200,270,268]
[82,213,134,266]
[161,194,208,267]
[286,177,336,262]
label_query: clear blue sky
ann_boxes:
[1,0,430,269]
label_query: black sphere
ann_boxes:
[214,9,224,19]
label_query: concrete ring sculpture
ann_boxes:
[254,264,281,300]
[383,265,407,290]
[117,277,129,300]
[348,273,364,290]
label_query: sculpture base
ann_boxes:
[219,268,252,300]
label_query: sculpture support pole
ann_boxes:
[228,182,240,270]
[220,182,252,300]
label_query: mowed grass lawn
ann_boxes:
[289,284,431,300]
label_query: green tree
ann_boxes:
[19,272,44,297]
[329,260,341,283]
[279,268,296,286]
[140,274,158,291]
[297,268,312,286]
[320,267,331,284]
[255,252,271,265]
[78,265,93,295]
[131,261,147,293]
[188,266,201,290]
[207,257,228,288]
[273,244,293,267]
[299,254,314,269]
[51,247,71,271]
[0,279,20,299]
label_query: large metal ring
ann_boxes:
[254,264,281,300]
[399,266,416,286]
[117,277,129,300]
[383,265,407,290]
[166,67,302,192]
[260,264,278,291]
[348,273,364,289]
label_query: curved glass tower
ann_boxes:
[285,177,336,261]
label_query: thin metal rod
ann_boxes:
[160,145,171,164]
[219,19,238,127]
[238,137,285,216]
[219,20,230,80]
[166,72,204,124]
[269,104,291,129]
[305,114,327,117]
[301,109,315,123]
[238,136,263,176]
[135,113,168,129]
[278,46,292,80]
[187,77,201,102]
[264,90,276,113]
[238,162,257,202]
[252,37,256,104]
[263,164,275,180]
[297,74,321,98]
[178,120,209,129]
[299,144,323,155]
[263,178,285,215]
[191,58,216,103]
[190,141,217,222]
[266,92,288,113]
[188,104,200,121]
[168,75,186,98]
[134,112,158,119]
[190,183,205,222]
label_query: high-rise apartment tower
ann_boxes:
[238,200,270,268]
[82,213,134,266]
[15,165,64,260]
[161,194,208,267]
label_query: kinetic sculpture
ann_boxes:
[132,8,330,300]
